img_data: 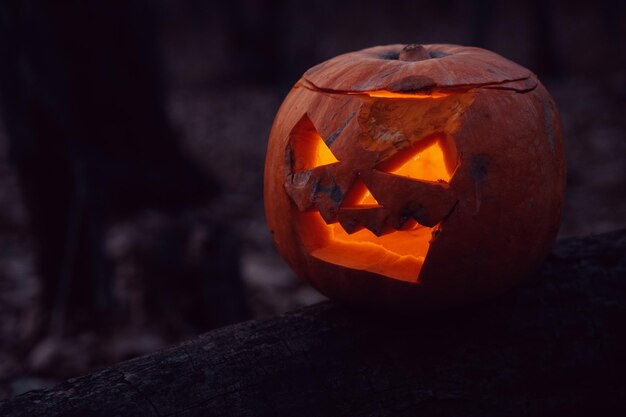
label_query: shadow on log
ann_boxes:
[2,230,625,416]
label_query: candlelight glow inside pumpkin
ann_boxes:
[357,91,449,99]
[296,125,455,282]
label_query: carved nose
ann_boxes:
[361,170,456,228]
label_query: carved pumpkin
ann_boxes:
[264,44,565,310]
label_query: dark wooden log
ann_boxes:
[2,230,626,417]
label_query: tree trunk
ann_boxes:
[2,230,625,417]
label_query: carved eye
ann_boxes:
[290,114,339,173]
[376,134,458,183]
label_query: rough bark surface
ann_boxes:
[2,230,625,417]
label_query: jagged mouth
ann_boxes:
[299,210,441,283]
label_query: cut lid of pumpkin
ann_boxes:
[302,44,536,93]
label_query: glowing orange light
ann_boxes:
[297,135,454,283]
[288,92,459,282]
[358,190,379,206]
[291,116,339,172]
[352,90,449,99]
[301,211,432,282]
[342,179,381,207]
[314,134,339,167]
[384,140,451,183]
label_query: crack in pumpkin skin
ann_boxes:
[297,80,477,161]
[299,76,538,96]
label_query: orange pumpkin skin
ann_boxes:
[264,44,565,311]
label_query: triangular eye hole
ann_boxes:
[290,114,339,172]
[342,178,381,207]
[376,134,456,183]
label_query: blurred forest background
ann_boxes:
[0,0,624,399]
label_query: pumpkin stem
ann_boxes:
[399,44,430,62]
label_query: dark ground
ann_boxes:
[0,0,624,400]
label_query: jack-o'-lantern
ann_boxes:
[264,44,565,311]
